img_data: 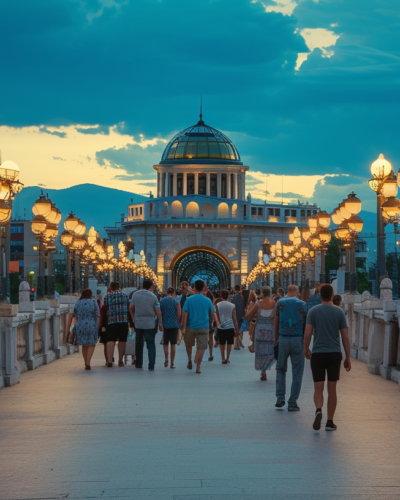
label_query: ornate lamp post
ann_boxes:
[0,160,23,301]
[368,154,395,283]
[61,213,86,293]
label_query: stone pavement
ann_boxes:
[1,332,400,500]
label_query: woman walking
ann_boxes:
[245,286,275,381]
[71,288,100,370]
[206,290,216,361]
[216,290,239,364]
[239,290,257,341]
[160,287,181,368]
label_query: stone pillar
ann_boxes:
[234,173,238,199]
[157,173,161,197]
[0,303,19,387]
[195,173,199,194]
[161,172,165,197]
[217,172,222,198]
[183,173,187,196]
[173,172,178,197]
[206,172,211,196]
[227,172,231,199]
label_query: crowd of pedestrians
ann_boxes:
[69,278,351,432]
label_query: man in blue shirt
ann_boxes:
[182,280,219,374]
[274,284,307,411]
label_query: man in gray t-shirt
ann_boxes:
[130,280,163,371]
[304,284,351,432]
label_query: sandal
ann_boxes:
[106,363,113,368]
[187,360,193,370]
[118,361,124,367]
[260,373,267,381]
[208,356,213,361]
[222,360,227,364]
[85,365,91,370]
[164,360,168,367]
[170,364,175,369]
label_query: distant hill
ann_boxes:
[12,184,148,237]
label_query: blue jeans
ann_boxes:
[276,336,304,406]
[135,328,157,369]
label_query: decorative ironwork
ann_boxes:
[173,250,230,290]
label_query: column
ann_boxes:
[161,172,165,197]
[243,173,246,200]
[217,172,222,198]
[173,172,177,196]
[206,172,211,196]
[234,173,238,199]
[237,174,242,200]
[157,173,160,197]
[183,173,187,195]
[194,173,199,194]
[227,172,231,199]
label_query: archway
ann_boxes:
[172,247,231,291]
[186,201,199,218]
[218,202,229,218]
[171,200,183,217]
[201,203,216,219]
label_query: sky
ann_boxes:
[1,0,399,213]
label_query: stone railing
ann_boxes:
[0,282,79,389]
[343,278,400,386]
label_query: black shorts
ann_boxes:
[163,328,179,345]
[311,352,342,382]
[217,328,235,345]
[103,323,129,343]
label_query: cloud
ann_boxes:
[0,124,167,194]
[252,0,298,16]
[295,27,340,70]
[39,127,67,138]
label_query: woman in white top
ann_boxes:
[216,290,240,364]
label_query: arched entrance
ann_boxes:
[171,247,231,290]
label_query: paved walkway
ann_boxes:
[1,333,400,500]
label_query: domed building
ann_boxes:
[105,116,320,291]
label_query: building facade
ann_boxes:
[105,117,319,291]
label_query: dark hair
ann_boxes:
[234,284,240,292]
[143,279,153,290]
[333,294,342,306]
[277,288,284,296]
[110,282,120,291]
[320,284,334,301]
[80,288,93,300]
[242,289,250,308]
[221,290,229,300]
[167,287,175,295]
[194,279,205,292]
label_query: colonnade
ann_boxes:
[157,171,244,200]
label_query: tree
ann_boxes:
[324,237,341,283]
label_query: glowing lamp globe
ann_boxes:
[382,197,400,217]
[44,223,58,239]
[344,192,362,215]
[87,227,98,247]
[331,210,343,226]
[32,195,52,217]
[335,224,350,240]
[339,202,351,220]
[319,230,332,244]
[302,228,311,241]
[347,215,364,233]
[31,215,47,235]
[317,211,331,229]
[60,230,73,247]
[370,153,392,179]
[381,172,398,199]
[0,183,11,201]
[64,212,79,232]
[300,245,309,256]
[308,216,318,232]
[0,160,20,181]
[74,220,86,236]
[0,201,12,224]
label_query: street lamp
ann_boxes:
[61,212,87,293]
[368,153,393,282]
[0,160,23,301]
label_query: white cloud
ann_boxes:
[295,27,341,70]
[0,124,167,193]
[252,0,298,16]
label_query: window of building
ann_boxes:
[307,210,311,217]
[135,207,138,216]
[177,173,183,196]
[11,225,24,234]
[268,208,274,216]
[187,174,195,195]
[169,174,174,196]
[291,210,296,217]
[231,173,235,198]
[274,209,280,217]
[258,207,263,216]
[162,173,166,196]
[251,207,257,215]
[139,207,143,215]
[244,204,247,217]
[312,210,317,215]
[301,209,305,217]
[198,173,206,195]
[221,174,227,198]
[210,174,217,197]
[285,209,290,217]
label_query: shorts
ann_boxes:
[311,352,342,382]
[217,328,235,345]
[184,327,209,350]
[163,328,179,345]
[103,323,129,343]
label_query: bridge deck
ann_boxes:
[1,333,400,500]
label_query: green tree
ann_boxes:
[324,237,341,282]
[9,272,21,304]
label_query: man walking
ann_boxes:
[129,279,163,371]
[304,283,351,431]
[182,280,219,374]
[103,282,129,367]
[274,284,307,411]
[232,285,245,349]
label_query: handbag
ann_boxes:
[177,329,183,346]
[249,319,256,339]
[68,325,77,345]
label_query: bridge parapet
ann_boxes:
[344,278,400,386]
[0,284,79,389]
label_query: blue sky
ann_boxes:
[1,0,399,212]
